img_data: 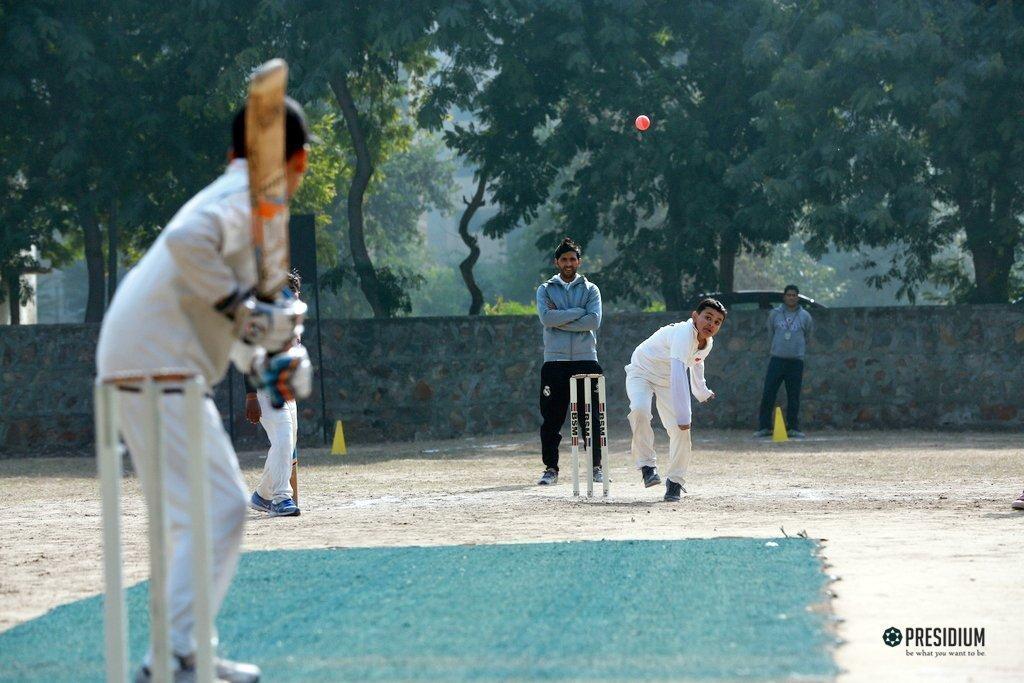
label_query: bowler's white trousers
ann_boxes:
[255,390,298,503]
[625,366,694,485]
[118,392,248,658]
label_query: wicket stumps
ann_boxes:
[95,375,215,683]
[570,373,609,498]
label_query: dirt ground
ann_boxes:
[1,429,1022,682]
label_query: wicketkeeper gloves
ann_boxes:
[219,288,307,354]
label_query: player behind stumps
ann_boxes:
[624,298,727,502]
[247,269,303,517]
[95,98,315,682]
[535,237,604,486]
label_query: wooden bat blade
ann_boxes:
[246,59,290,298]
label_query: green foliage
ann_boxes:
[316,131,457,318]
[751,0,1024,303]
[734,238,848,305]
[482,297,535,316]
[426,0,796,310]
[6,0,1024,322]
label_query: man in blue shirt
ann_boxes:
[755,285,814,439]
[535,238,603,485]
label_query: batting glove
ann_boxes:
[258,344,313,408]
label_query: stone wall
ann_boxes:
[1,305,1022,457]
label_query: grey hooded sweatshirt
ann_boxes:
[535,274,602,362]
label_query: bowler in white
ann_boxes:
[624,298,727,502]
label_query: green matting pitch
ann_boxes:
[0,539,837,681]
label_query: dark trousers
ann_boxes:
[539,360,603,471]
[758,356,804,431]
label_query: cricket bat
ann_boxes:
[246,58,291,299]
[290,455,299,506]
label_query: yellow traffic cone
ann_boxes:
[772,407,788,442]
[331,420,348,455]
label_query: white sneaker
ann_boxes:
[134,655,260,683]
[215,657,261,683]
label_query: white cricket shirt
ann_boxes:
[628,319,714,401]
[96,160,257,384]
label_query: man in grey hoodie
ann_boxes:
[755,284,814,438]
[535,237,603,486]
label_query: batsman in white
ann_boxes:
[624,298,727,502]
[95,99,315,682]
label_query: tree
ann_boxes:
[751,0,1024,303]
[426,0,793,310]
[246,1,446,317]
[0,2,227,322]
[457,174,487,314]
[314,130,457,318]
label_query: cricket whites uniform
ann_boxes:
[625,320,715,486]
[96,160,256,658]
[246,371,299,504]
[256,391,297,501]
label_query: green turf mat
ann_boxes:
[0,539,837,681]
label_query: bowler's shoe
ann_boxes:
[641,465,661,488]
[664,480,685,502]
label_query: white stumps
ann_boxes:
[570,373,608,498]
[96,382,128,683]
[184,378,214,683]
[97,374,214,683]
[570,378,580,497]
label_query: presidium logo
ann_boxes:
[883,626,986,657]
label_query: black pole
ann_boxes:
[228,368,236,445]
[315,266,328,445]
[107,200,118,304]
[289,213,329,445]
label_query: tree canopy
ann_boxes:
[3,0,1022,324]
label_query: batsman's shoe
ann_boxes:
[592,466,605,483]
[641,465,661,488]
[134,664,214,683]
[249,491,272,513]
[134,653,257,682]
[788,429,806,439]
[664,480,685,502]
[753,429,771,438]
[214,657,261,683]
[269,497,300,517]
[1012,490,1024,510]
[538,468,558,485]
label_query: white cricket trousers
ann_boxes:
[255,390,297,503]
[118,391,248,658]
[625,368,694,485]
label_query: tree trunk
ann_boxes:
[659,263,685,311]
[968,240,1015,303]
[719,228,739,293]
[661,182,688,311]
[329,71,387,317]
[82,211,106,322]
[458,174,487,315]
[963,186,1018,304]
[6,272,20,325]
[107,200,118,303]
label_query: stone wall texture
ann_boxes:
[2,305,1022,457]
